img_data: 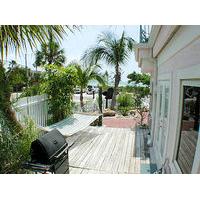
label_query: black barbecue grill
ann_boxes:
[23,129,69,174]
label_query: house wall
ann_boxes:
[153,25,200,173]
[153,25,179,57]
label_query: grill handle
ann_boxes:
[54,146,69,159]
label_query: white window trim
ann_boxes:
[173,77,200,173]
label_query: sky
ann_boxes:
[7,25,141,85]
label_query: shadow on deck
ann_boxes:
[134,127,157,174]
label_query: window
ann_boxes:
[176,86,200,173]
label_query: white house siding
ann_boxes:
[135,25,200,173]
[153,26,200,173]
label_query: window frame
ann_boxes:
[175,80,200,173]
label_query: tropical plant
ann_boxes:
[41,65,77,124]
[98,86,103,113]
[119,85,135,93]
[34,36,66,68]
[69,62,105,110]
[0,116,40,174]
[127,71,150,126]
[9,60,19,69]
[132,86,150,126]
[20,70,44,97]
[127,71,150,86]
[117,92,133,116]
[0,25,76,134]
[7,66,28,92]
[102,70,112,91]
[82,31,135,109]
[21,84,41,97]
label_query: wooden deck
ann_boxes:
[66,126,153,174]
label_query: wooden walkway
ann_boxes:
[67,126,153,174]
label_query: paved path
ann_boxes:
[103,117,137,128]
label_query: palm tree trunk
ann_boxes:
[111,64,121,110]
[80,88,84,111]
[0,67,23,134]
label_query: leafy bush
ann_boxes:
[21,84,41,97]
[0,117,40,174]
[132,86,150,126]
[7,66,28,92]
[117,93,133,116]
[41,65,77,124]
[127,72,150,86]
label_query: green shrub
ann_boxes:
[21,84,41,97]
[0,117,40,174]
[41,65,77,124]
[117,93,133,116]
[132,86,150,125]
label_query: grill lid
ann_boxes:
[30,129,67,164]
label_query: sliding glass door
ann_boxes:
[176,81,200,173]
[155,81,170,165]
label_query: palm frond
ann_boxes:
[34,36,66,67]
[0,25,79,64]
[72,62,105,89]
[82,30,136,68]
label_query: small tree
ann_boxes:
[69,62,105,111]
[98,86,103,113]
[132,87,150,126]
[7,66,29,92]
[117,92,133,116]
[34,35,66,68]
[82,31,135,110]
[9,60,19,69]
[127,72,150,126]
[127,71,150,86]
[97,86,103,126]
[41,65,77,124]
[0,25,76,135]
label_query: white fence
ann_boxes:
[73,100,99,113]
[13,93,114,128]
[73,98,111,113]
[14,94,48,127]
[13,94,102,127]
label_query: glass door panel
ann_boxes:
[156,81,170,162]
[176,85,200,173]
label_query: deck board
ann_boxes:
[68,125,152,174]
[68,126,136,174]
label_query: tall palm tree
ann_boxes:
[0,25,76,134]
[82,31,135,109]
[34,36,66,67]
[69,62,105,110]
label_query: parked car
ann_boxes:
[86,85,99,94]
[74,88,81,94]
[86,85,94,94]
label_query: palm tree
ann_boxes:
[0,25,76,134]
[34,36,66,67]
[82,31,135,109]
[69,62,105,110]
[9,60,19,69]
